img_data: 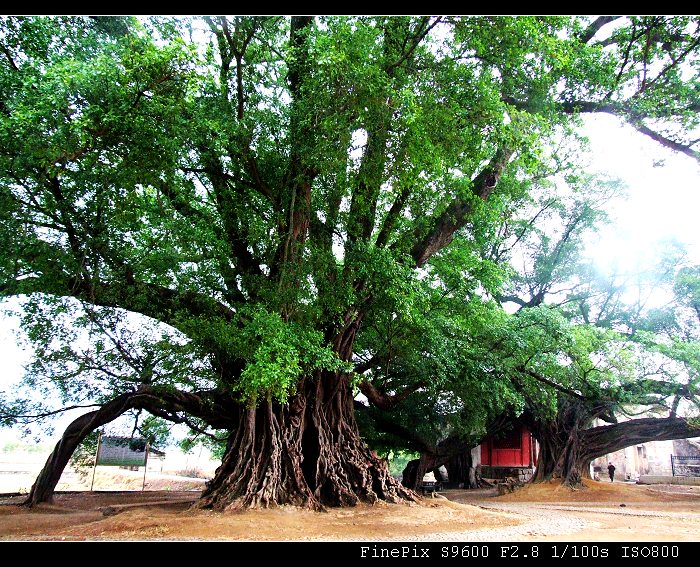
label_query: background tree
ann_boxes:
[500,239,700,485]
[357,172,700,489]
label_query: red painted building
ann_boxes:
[480,424,536,469]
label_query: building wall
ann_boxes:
[592,438,700,480]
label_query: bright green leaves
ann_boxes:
[236,307,304,404]
[232,306,346,405]
[600,17,700,120]
[2,17,193,179]
[137,415,172,446]
[453,17,570,109]
[0,16,203,309]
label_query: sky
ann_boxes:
[583,114,700,270]
[1,113,699,445]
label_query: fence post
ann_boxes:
[90,432,102,491]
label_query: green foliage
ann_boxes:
[675,266,700,314]
[179,432,227,460]
[0,16,699,455]
[228,305,349,404]
[386,450,418,477]
[138,416,171,447]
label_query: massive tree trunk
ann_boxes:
[445,452,480,489]
[531,421,588,486]
[26,328,415,511]
[197,372,414,511]
[24,392,141,506]
[528,400,596,486]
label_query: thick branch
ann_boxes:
[288,17,313,97]
[0,43,20,72]
[580,416,700,462]
[354,401,434,454]
[409,146,513,267]
[495,293,528,308]
[578,16,622,44]
[347,110,391,247]
[24,385,239,506]
[197,151,265,278]
[271,16,317,282]
[554,100,700,162]
[3,272,235,335]
[24,391,144,506]
[375,186,411,248]
[520,368,587,401]
[628,119,700,161]
[357,380,423,411]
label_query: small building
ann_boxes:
[478,424,537,482]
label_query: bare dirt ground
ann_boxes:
[0,491,519,541]
[0,480,699,541]
[449,480,700,541]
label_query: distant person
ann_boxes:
[608,462,616,482]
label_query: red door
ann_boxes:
[481,427,532,467]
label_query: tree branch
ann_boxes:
[357,380,423,411]
[552,100,700,163]
[628,119,700,161]
[385,16,442,73]
[578,16,622,44]
[375,185,411,249]
[520,367,587,401]
[353,401,435,454]
[0,403,103,422]
[408,146,513,267]
[3,271,236,333]
[581,416,700,462]
[0,43,19,72]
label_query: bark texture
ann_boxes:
[197,374,414,511]
[445,452,480,488]
[402,439,480,490]
[529,402,592,486]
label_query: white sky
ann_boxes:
[1,114,700,444]
[583,114,700,270]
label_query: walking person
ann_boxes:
[607,462,616,482]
